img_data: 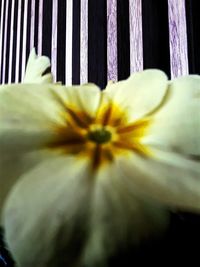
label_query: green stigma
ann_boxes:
[88,128,112,144]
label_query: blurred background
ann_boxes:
[1,0,200,266]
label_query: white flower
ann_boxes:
[23,48,53,84]
[1,51,200,267]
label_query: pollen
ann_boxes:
[47,91,152,170]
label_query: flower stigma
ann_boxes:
[88,126,112,144]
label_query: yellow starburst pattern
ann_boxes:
[47,90,152,170]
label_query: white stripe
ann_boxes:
[0,0,5,82]
[168,0,189,78]
[80,0,88,84]
[107,0,117,81]
[30,0,35,50]
[129,0,143,73]
[2,0,9,83]
[51,0,58,81]
[65,0,73,85]
[37,0,43,55]
[21,0,29,81]
[15,0,22,83]
[8,0,15,83]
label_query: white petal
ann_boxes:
[0,83,101,214]
[0,84,63,152]
[119,149,200,212]
[2,155,92,267]
[0,84,62,214]
[23,48,53,84]
[104,69,168,121]
[145,75,200,156]
[82,163,169,266]
[55,83,101,117]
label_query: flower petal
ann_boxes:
[0,84,61,213]
[0,83,101,215]
[145,75,200,156]
[119,149,200,212]
[0,84,63,152]
[82,163,169,266]
[2,155,92,267]
[54,83,101,117]
[23,48,53,84]
[104,69,168,121]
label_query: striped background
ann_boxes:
[0,0,200,89]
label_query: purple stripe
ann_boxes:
[107,0,117,82]
[51,0,58,81]
[80,0,88,84]
[168,0,189,78]
[30,0,35,50]
[2,0,9,83]
[129,0,143,73]
[21,0,29,81]
[15,0,22,82]
[65,0,73,85]
[37,0,43,55]
[8,0,15,83]
[0,0,5,82]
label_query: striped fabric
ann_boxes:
[0,0,198,89]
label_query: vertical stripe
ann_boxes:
[11,0,19,82]
[72,0,80,85]
[51,0,58,81]
[4,0,12,83]
[15,0,22,82]
[142,0,170,77]
[65,0,73,85]
[88,0,107,88]
[168,0,189,78]
[2,0,9,83]
[57,0,66,83]
[185,0,200,74]
[8,0,15,83]
[107,0,117,82]
[80,0,88,84]
[42,0,52,58]
[26,0,32,59]
[129,0,143,73]
[37,0,43,55]
[0,0,5,82]
[18,0,24,81]
[34,0,39,51]
[117,0,130,81]
[21,0,29,81]
[30,0,35,50]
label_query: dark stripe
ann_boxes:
[88,0,107,89]
[117,0,130,81]
[142,0,170,77]
[185,0,200,74]
[42,0,52,58]
[0,0,6,83]
[18,0,24,81]
[72,0,80,85]
[5,0,12,83]
[57,0,66,83]
[11,0,18,82]
[34,0,39,51]
[26,0,32,60]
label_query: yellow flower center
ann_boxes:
[47,92,152,170]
